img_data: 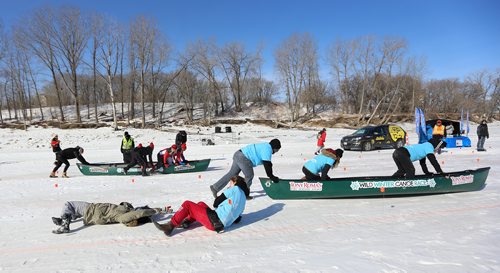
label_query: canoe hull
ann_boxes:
[259,167,490,199]
[77,159,211,176]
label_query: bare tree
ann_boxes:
[51,6,89,123]
[275,33,318,122]
[130,16,158,128]
[16,7,65,121]
[95,17,125,130]
[188,39,226,115]
[218,42,260,112]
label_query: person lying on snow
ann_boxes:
[124,142,154,176]
[302,148,343,180]
[156,144,177,170]
[392,138,446,178]
[153,176,248,236]
[52,201,172,234]
[50,146,89,178]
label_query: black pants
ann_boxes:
[122,150,132,164]
[125,154,147,175]
[302,166,321,180]
[53,154,70,173]
[392,147,415,178]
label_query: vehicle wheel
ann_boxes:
[394,139,404,149]
[362,141,372,151]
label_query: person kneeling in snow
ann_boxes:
[302,148,343,180]
[50,146,89,178]
[392,138,446,178]
[52,201,170,234]
[124,143,155,176]
[153,176,248,236]
[156,144,177,170]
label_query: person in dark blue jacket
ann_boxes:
[153,176,249,236]
[302,148,343,180]
[392,138,445,178]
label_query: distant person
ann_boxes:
[210,139,281,199]
[120,131,135,163]
[315,128,327,155]
[476,120,489,151]
[432,120,446,140]
[392,138,446,178]
[153,176,248,236]
[51,201,170,234]
[175,130,187,147]
[124,143,154,176]
[302,148,343,180]
[50,146,89,178]
[156,144,176,169]
[172,143,189,166]
[50,134,62,164]
[445,124,454,136]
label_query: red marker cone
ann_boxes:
[54,183,58,188]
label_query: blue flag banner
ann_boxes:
[460,109,464,133]
[466,110,470,135]
[415,108,427,143]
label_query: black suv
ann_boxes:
[340,124,407,151]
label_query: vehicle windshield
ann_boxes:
[352,128,372,136]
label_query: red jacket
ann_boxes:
[317,131,326,146]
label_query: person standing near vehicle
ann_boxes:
[210,139,281,199]
[50,146,90,178]
[477,120,489,151]
[120,131,135,163]
[432,120,446,140]
[315,128,327,155]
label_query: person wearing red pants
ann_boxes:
[153,176,249,236]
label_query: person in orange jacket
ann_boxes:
[432,120,446,140]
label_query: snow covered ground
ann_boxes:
[0,122,498,272]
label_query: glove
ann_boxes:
[270,176,280,183]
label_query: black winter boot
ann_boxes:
[52,214,71,234]
[153,220,175,236]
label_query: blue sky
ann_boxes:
[1,0,499,80]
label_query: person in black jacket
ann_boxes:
[50,146,90,178]
[124,143,154,176]
[477,120,489,151]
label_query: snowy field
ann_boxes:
[0,122,498,272]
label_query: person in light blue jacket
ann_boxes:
[302,148,343,180]
[210,139,281,199]
[152,176,249,236]
[392,138,446,178]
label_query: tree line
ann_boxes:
[0,6,498,128]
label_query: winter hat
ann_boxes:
[124,131,130,137]
[77,146,84,154]
[269,139,281,150]
[149,142,155,149]
[335,149,344,158]
[137,143,143,148]
[171,144,177,150]
[181,143,187,150]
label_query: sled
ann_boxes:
[76,159,211,176]
[259,167,489,200]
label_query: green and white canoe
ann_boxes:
[259,167,490,200]
[77,159,211,176]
